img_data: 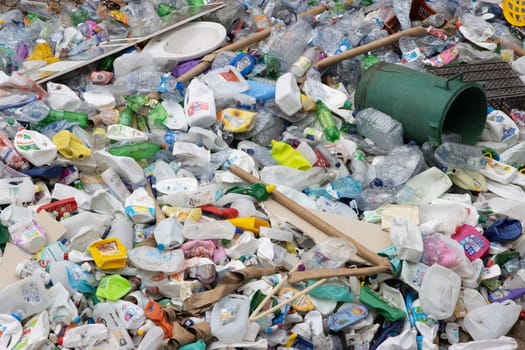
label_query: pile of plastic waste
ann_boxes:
[1,0,525,349]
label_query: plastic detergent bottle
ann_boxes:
[92,302,134,350]
[0,310,23,350]
[13,129,57,166]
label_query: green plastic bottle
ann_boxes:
[118,107,134,126]
[39,110,88,128]
[107,142,163,160]
[225,183,276,201]
[315,100,340,143]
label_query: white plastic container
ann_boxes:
[8,218,47,254]
[184,78,217,128]
[106,215,135,251]
[479,158,517,184]
[158,184,218,207]
[92,302,134,350]
[389,217,423,263]
[275,72,302,117]
[211,294,250,344]
[13,129,57,166]
[0,312,23,350]
[100,168,131,203]
[12,310,49,350]
[0,177,35,205]
[59,324,107,349]
[295,141,317,165]
[0,276,51,319]
[154,217,184,251]
[93,150,146,186]
[136,326,164,350]
[419,264,461,320]
[154,177,199,195]
[463,300,521,341]
[183,218,238,240]
[114,300,146,330]
[128,246,185,273]
[125,187,155,224]
[106,124,148,142]
[202,65,249,96]
[47,283,78,325]
[403,167,452,205]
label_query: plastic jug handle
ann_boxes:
[435,73,464,91]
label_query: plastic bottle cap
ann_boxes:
[137,328,145,336]
[157,244,165,251]
[265,184,276,193]
[11,311,22,322]
[63,252,69,260]
[455,226,461,234]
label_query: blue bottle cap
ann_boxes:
[157,244,165,251]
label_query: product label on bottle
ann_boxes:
[291,56,312,76]
[15,132,41,151]
[22,280,43,305]
[219,70,240,83]
[187,101,209,116]
[402,48,423,64]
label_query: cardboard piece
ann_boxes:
[36,210,67,243]
[0,243,31,289]
[263,199,392,265]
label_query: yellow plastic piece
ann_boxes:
[271,140,312,170]
[162,206,202,222]
[89,237,127,270]
[218,108,257,133]
[265,184,276,193]
[300,94,316,112]
[279,287,314,312]
[228,217,270,234]
[504,0,525,26]
[27,40,59,64]
[52,130,92,160]
[447,168,487,192]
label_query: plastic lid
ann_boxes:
[157,243,165,251]
[265,184,276,193]
[63,252,69,260]
[137,328,145,336]
[11,310,22,322]
[57,337,63,346]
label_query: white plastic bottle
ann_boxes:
[58,323,108,348]
[0,276,51,319]
[12,310,50,350]
[92,302,134,350]
[158,184,218,207]
[100,168,131,203]
[114,300,146,331]
[184,78,217,128]
[210,294,250,344]
[183,218,240,240]
[275,72,302,117]
[136,325,164,350]
[13,129,57,166]
[154,217,184,251]
[0,310,23,350]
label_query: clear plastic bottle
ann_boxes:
[124,71,184,95]
[289,46,319,78]
[305,176,362,200]
[375,144,426,186]
[1,100,50,123]
[398,37,425,70]
[434,142,486,171]
[355,108,404,151]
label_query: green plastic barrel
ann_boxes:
[355,62,487,145]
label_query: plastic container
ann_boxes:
[0,311,22,350]
[403,167,452,204]
[137,325,164,350]
[485,218,522,242]
[355,62,487,145]
[275,72,302,117]
[92,302,134,349]
[419,264,461,320]
[463,299,521,341]
[389,217,423,263]
[88,237,128,270]
[58,324,107,349]
[210,294,250,344]
[13,129,57,166]
[8,217,47,254]
[0,177,36,205]
[0,276,51,319]
[12,310,49,350]
[100,167,131,203]
[327,304,368,332]
[0,131,29,170]
[128,246,185,273]
[154,217,184,251]
[183,218,240,240]
[202,65,249,96]
[315,100,340,143]
[184,78,216,128]
[451,224,490,261]
[479,158,517,184]
[355,108,403,151]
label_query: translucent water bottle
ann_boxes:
[398,37,425,70]
[355,108,404,151]
[124,71,183,95]
[434,142,486,171]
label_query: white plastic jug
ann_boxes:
[419,264,461,320]
[12,310,49,350]
[403,167,452,205]
[0,177,35,205]
[136,325,164,350]
[8,217,47,254]
[184,78,216,128]
[463,300,521,341]
[0,312,22,350]
[128,246,185,273]
[389,217,423,263]
[275,72,302,117]
[154,217,184,251]
[211,294,250,344]
[59,323,107,348]
[92,302,134,350]
[0,276,51,319]
[13,129,57,166]
[114,300,146,330]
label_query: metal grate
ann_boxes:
[427,61,525,114]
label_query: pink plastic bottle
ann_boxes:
[0,131,29,170]
[451,224,490,261]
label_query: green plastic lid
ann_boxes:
[96,275,132,301]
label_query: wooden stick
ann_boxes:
[251,278,327,321]
[228,165,391,269]
[314,26,428,70]
[176,4,330,82]
[249,263,301,320]
[287,265,391,284]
